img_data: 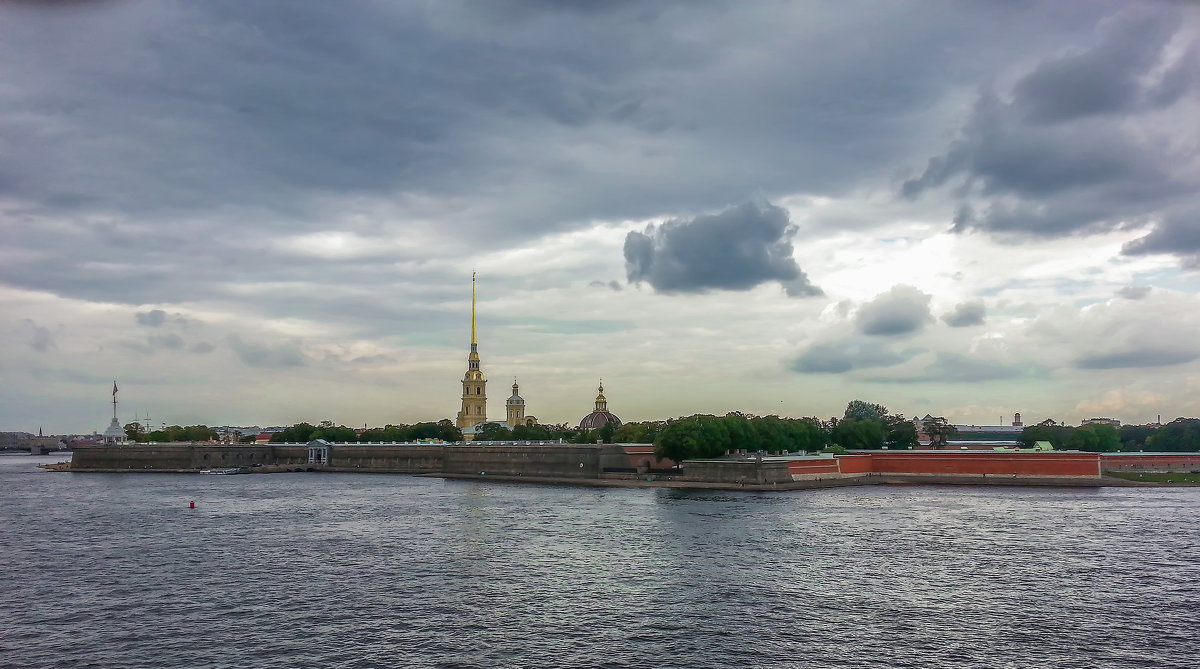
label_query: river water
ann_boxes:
[3,454,1198,668]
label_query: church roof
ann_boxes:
[579,410,621,430]
[579,379,620,429]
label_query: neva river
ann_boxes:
[3,455,1199,668]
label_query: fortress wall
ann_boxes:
[442,445,603,478]
[846,452,1101,478]
[72,444,278,470]
[618,444,676,470]
[1101,453,1200,472]
[786,458,843,480]
[72,444,195,470]
[273,446,309,465]
[327,445,443,472]
[685,460,792,484]
[835,455,875,474]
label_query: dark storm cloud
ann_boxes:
[0,2,1118,242]
[1012,9,1187,124]
[790,341,918,374]
[135,310,167,327]
[901,6,1200,262]
[624,202,821,296]
[1,0,1192,326]
[1075,348,1199,370]
[1116,286,1152,300]
[227,335,307,368]
[1121,211,1200,267]
[855,285,932,336]
[942,300,986,328]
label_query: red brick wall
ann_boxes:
[834,451,1101,477]
[1101,454,1200,471]
[836,455,875,474]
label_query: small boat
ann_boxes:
[199,467,252,475]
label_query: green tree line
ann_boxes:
[124,423,218,443]
[1020,418,1200,452]
[647,401,926,464]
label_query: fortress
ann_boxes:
[70,275,1198,487]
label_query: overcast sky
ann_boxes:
[3,1,1199,434]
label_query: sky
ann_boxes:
[3,0,1199,434]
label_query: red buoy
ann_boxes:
[189,500,195,509]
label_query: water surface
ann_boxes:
[3,455,1198,668]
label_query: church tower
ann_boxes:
[506,380,526,427]
[456,273,487,429]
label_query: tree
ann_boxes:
[1067,423,1120,452]
[751,415,790,453]
[1149,418,1200,452]
[844,400,889,422]
[1019,424,1071,449]
[655,417,707,464]
[123,422,144,441]
[1118,424,1159,451]
[271,423,317,443]
[723,412,755,452]
[831,418,886,449]
[922,416,957,448]
[786,417,828,453]
[312,424,357,442]
[612,421,664,444]
[475,423,512,441]
[884,414,919,450]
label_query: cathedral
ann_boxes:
[455,274,536,438]
[455,274,624,440]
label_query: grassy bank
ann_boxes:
[1107,471,1200,484]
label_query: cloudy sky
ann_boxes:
[3,1,1199,434]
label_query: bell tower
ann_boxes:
[506,379,526,427]
[456,273,487,429]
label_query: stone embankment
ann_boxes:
[61,442,1200,489]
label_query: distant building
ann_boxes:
[506,381,537,428]
[579,381,622,430]
[1082,417,1121,427]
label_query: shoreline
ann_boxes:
[43,463,1200,488]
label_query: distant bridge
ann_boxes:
[3,439,69,456]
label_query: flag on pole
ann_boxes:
[113,381,118,396]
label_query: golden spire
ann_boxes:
[471,271,478,348]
